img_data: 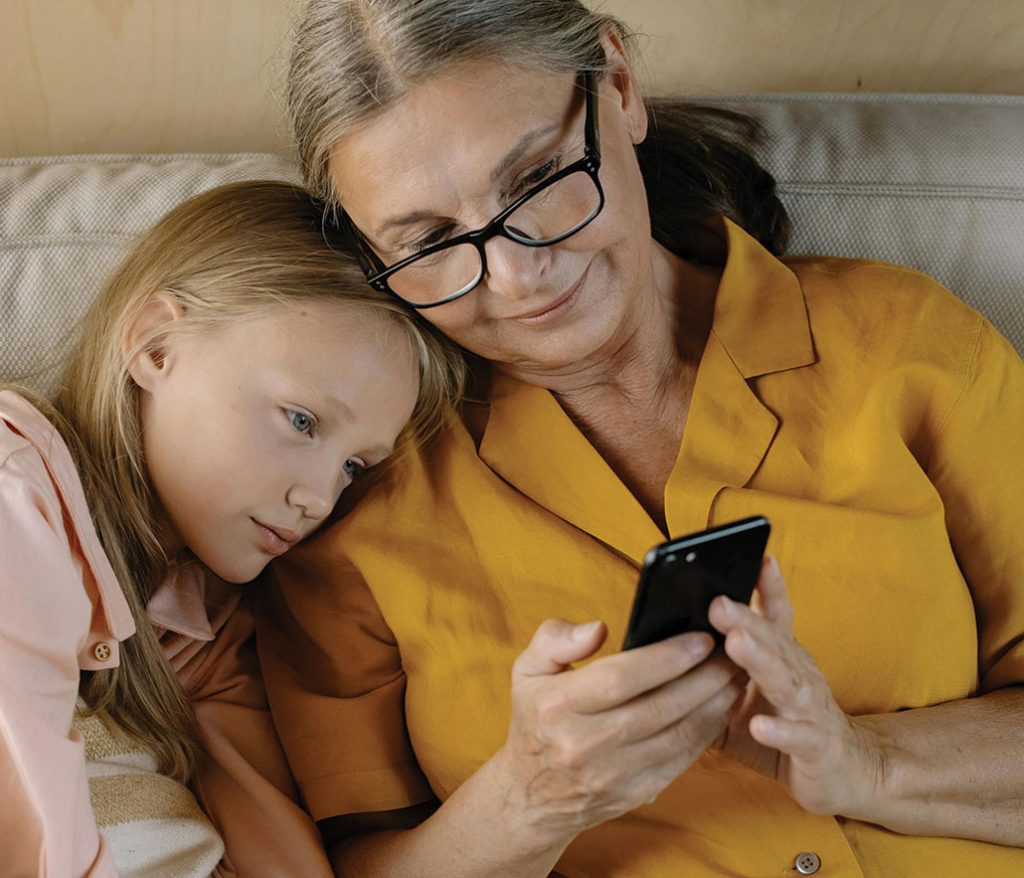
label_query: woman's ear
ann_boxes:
[124,290,185,391]
[600,27,648,145]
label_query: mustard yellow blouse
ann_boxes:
[258,220,1024,877]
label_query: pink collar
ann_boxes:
[146,562,216,642]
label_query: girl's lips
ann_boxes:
[512,264,590,324]
[253,520,300,555]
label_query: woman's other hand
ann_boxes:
[709,557,886,818]
[493,618,746,848]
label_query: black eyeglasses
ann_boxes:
[343,70,604,309]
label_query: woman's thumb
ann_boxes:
[513,618,607,679]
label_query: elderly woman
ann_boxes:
[256,2,1024,876]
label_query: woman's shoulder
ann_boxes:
[786,254,967,308]
[782,255,989,366]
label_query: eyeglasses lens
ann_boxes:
[387,169,601,306]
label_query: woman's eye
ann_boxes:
[516,158,560,194]
[286,409,316,436]
[343,458,366,478]
[411,225,455,254]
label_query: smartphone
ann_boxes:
[622,515,771,650]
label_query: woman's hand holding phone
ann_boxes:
[709,556,887,819]
[491,618,746,852]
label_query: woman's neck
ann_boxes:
[504,243,720,531]
[517,241,719,424]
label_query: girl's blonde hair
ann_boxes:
[33,180,464,781]
[288,0,789,253]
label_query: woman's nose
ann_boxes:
[482,235,549,302]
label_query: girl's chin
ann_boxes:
[197,551,268,585]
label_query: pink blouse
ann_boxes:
[0,391,331,878]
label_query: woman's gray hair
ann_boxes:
[289,0,790,255]
[289,0,631,205]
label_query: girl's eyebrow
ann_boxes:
[372,122,561,238]
[321,396,355,424]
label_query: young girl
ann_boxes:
[0,180,464,877]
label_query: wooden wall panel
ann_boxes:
[1,0,1022,158]
[619,0,1024,96]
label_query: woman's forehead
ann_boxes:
[328,61,578,223]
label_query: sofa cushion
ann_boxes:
[1,94,1021,394]
[0,153,299,390]
[719,92,1024,353]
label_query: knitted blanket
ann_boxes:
[74,702,224,878]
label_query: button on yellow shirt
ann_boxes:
[258,220,1024,877]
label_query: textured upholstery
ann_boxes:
[1,94,1021,395]
[0,154,299,389]
[723,93,1024,354]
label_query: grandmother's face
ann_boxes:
[328,36,652,378]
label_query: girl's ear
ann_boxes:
[124,291,186,391]
[600,27,648,146]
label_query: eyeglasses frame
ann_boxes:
[342,69,604,310]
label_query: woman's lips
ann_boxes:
[511,264,590,325]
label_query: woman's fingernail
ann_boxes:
[687,633,713,657]
[572,620,602,641]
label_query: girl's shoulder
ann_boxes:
[0,389,134,650]
[0,390,70,517]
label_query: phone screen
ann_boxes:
[622,516,770,650]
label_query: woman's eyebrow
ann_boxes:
[375,209,437,237]
[489,122,561,184]
[372,122,562,238]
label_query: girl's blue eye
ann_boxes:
[287,410,316,436]
[343,458,365,477]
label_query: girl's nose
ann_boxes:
[285,482,334,521]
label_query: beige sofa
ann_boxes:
[1,92,1022,390]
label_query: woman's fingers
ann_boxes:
[756,556,793,626]
[715,593,825,723]
[599,653,745,742]
[566,631,716,714]
[703,562,888,819]
[500,618,771,838]
[749,713,824,758]
[617,675,748,799]
[512,618,609,678]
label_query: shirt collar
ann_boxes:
[476,218,816,557]
[146,562,216,642]
[710,217,816,377]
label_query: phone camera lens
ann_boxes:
[685,551,697,562]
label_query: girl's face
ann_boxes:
[132,299,419,583]
[328,37,654,382]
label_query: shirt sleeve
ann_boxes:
[926,317,1024,692]
[181,596,334,878]
[255,534,434,822]
[0,443,119,877]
